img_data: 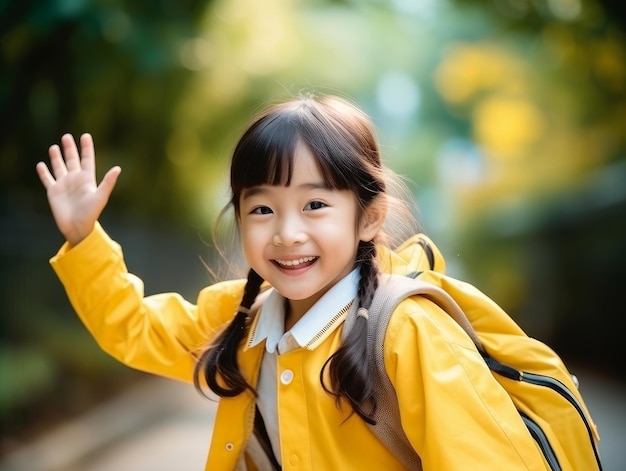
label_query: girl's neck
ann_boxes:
[283,297,315,331]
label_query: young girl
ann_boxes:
[36,94,549,470]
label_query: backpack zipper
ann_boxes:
[520,411,562,470]
[522,371,603,469]
[484,354,603,470]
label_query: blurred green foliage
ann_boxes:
[1,0,208,219]
[1,0,625,450]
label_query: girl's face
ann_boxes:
[239,141,374,318]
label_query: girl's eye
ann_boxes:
[251,206,273,215]
[305,201,326,211]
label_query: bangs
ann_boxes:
[230,112,299,198]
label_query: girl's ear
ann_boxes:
[359,195,387,242]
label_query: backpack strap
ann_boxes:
[342,273,486,470]
[254,405,282,471]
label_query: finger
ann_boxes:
[79,133,95,174]
[35,161,55,190]
[61,133,81,171]
[97,165,122,201]
[48,144,68,179]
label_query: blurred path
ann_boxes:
[0,366,624,471]
[0,377,216,471]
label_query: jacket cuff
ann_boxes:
[49,221,122,283]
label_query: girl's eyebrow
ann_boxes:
[299,182,331,191]
[241,182,330,200]
[241,187,266,201]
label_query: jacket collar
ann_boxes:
[246,269,359,352]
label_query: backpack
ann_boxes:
[343,233,603,471]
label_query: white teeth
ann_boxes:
[275,256,316,267]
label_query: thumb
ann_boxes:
[97,166,122,203]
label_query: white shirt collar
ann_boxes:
[248,269,359,353]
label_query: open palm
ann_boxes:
[36,133,121,246]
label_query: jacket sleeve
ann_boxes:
[49,222,246,384]
[384,296,548,471]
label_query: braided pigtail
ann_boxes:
[194,268,264,397]
[321,240,380,424]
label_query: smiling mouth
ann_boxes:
[274,256,318,268]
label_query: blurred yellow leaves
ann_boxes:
[432,37,624,220]
[473,97,545,159]
[434,44,522,105]
[434,43,545,161]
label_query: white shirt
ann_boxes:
[247,269,359,465]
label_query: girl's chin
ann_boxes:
[271,283,323,303]
[274,289,318,302]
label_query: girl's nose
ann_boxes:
[273,217,307,246]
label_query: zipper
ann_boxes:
[484,354,603,470]
[520,412,561,471]
[522,371,603,469]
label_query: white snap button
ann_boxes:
[225,442,234,451]
[280,369,294,384]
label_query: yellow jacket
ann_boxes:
[50,223,548,470]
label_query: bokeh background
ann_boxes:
[2,0,625,469]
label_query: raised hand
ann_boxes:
[36,133,121,247]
